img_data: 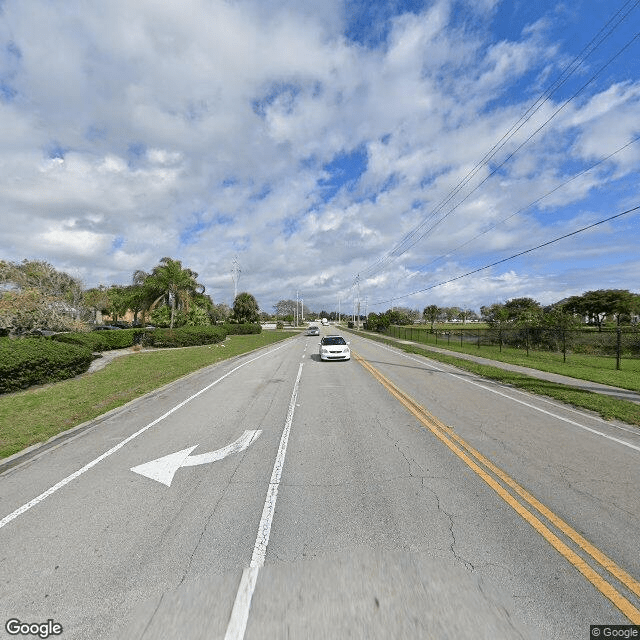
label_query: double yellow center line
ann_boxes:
[354,352,640,624]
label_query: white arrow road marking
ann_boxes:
[130,430,262,487]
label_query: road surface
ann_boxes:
[1,330,639,639]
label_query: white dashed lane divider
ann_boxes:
[224,361,304,640]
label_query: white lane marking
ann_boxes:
[369,341,640,454]
[224,362,304,640]
[0,342,292,531]
[130,430,262,487]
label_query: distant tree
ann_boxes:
[480,303,510,327]
[232,292,259,323]
[83,286,110,324]
[564,290,635,330]
[543,304,582,330]
[458,308,476,324]
[105,286,130,323]
[210,302,231,324]
[365,312,389,332]
[441,306,460,322]
[386,308,411,325]
[142,257,205,329]
[423,305,440,331]
[503,297,543,326]
[0,260,85,332]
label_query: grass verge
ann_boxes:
[346,329,640,427]
[386,331,640,392]
[0,331,297,459]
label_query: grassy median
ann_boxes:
[345,329,640,427]
[0,331,297,459]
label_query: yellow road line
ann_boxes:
[354,352,640,624]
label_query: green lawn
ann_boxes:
[386,327,640,392]
[0,331,296,459]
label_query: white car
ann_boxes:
[319,335,350,361]
[306,325,320,336]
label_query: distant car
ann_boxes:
[306,325,320,336]
[319,335,350,361]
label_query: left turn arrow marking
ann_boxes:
[130,430,262,487]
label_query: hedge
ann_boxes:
[53,328,143,351]
[142,325,227,348]
[1,326,232,394]
[0,337,93,393]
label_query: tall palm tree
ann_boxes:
[142,258,205,328]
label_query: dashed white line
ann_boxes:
[224,361,304,640]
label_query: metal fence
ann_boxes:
[385,325,640,369]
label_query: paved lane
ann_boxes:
[1,329,638,639]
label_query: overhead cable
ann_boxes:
[372,204,640,306]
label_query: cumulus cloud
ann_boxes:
[0,0,638,313]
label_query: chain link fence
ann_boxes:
[385,325,640,369]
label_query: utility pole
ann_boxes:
[338,297,341,323]
[231,256,241,303]
[356,274,361,329]
[301,297,304,323]
[296,290,299,327]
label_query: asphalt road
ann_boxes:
[0,329,639,639]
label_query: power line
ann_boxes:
[372,204,640,306]
[389,29,640,261]
[417,134,640,273]
[359,1,640,281]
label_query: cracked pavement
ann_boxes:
[1,331,638,639]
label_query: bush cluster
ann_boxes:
[53,328,143,351]
[221,323,262,335]
[2,324,262,394]
[0,337,93,393]
[143,326,226,348]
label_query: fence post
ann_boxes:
[562,329,566,364]
[616,328,621,370]
[477,328,480,349]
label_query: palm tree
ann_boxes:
[142,258,205,328]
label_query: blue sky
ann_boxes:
[0,0,638,313]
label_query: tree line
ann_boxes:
[365,291,640,332]
[0,258,260,335]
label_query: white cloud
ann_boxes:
[0,0,638,313]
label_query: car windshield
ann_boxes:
[322,336,347,345]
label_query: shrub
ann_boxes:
[142,325,227,348]
[221,323,262,335]
[276,321,284,329]
[53,328,143,352]
[0,337,93,393]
